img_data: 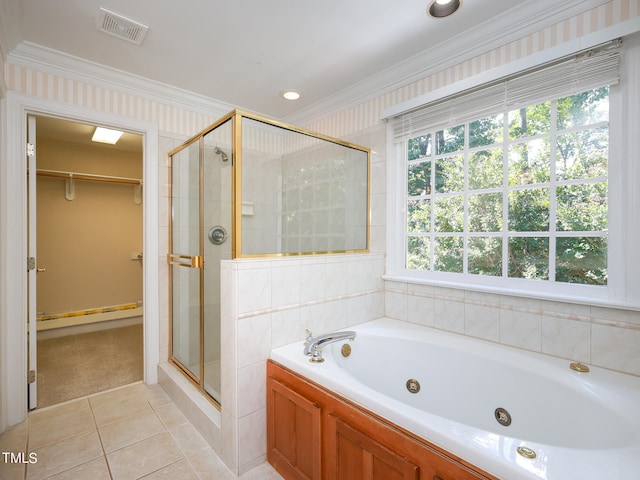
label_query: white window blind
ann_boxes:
[390,41,621,142]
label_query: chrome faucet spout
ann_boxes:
[303,330,356,363]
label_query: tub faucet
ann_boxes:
[303,329,356,363]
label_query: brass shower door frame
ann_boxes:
[167,133,206,399]
[231,109,371,258]
[167,111,234,408]
[167,109,371,407]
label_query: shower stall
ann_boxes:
[167,110,369,407]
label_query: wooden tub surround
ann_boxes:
[267,360,497,480]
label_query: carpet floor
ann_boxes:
[36,324,143,408]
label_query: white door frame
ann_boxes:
[27,114,37,409]
[1,92,159,427]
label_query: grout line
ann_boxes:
[135,458,186,479]
[87,396,114,480]
[23,417,30,480]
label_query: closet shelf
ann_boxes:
[36,168,141,185]
[35,169,142,204]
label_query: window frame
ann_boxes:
[385,33,640,309]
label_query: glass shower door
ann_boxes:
[169,140,203,382]
[168,118,231,406]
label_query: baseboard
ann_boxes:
[36,315,143,340]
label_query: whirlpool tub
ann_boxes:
[269,318,640,479]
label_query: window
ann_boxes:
[386,36,640,307]
[405,88,609,285]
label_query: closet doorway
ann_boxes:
[30,115,144,408]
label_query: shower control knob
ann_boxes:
[208,226,228,245]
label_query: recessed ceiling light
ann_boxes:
[282,90,301,101]
[427,0,461,18]
[92,127,124,144]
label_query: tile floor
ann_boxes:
[0,382,283,480]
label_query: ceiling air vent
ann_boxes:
[96,7,149,45]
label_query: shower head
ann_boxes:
[213,147,229,162]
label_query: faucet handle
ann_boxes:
[304,329,313,346]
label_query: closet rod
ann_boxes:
[36,169,142,185]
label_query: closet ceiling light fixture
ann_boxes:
[282,90,301,100]
[427,0,461,18]
[92,127,124,144]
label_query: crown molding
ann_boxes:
[7,41,236,119]
[284,0,610,126]
[383,17,639,121]
[5,0,610,126]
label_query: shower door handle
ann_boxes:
[167,253,203,268]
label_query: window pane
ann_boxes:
[469,237,502,276]
[470,114,503,148]
[407,236,430,270]
[408,161,431,196]
[407,199,430,233]
[556,237,607,285]
[469,148,503,190]
[508,237,549,280]
[508,102,551,139]
[434,236,463,273]
[435,125,465,155]
[557,87,609,130]
[435,155,464,193]
[402,87,609,288]
[408,134,432,161]
[434,196,464,232]
[469,193,502,232]
[508,188,550,231]
[557,182,607,231]
[556,127,608,181]
[508,139,550,185]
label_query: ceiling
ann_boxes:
[35,116,143,153]
[1,0,602,122]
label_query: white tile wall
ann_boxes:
[541,315,591,361]
[221,253,385,473]
[384,282,640,377]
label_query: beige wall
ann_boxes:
[35,136,143,314]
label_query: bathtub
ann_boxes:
[270,318,640,480]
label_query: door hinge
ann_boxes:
[27,257,36,271]
[27,143,35,157]
[28,370,36,384]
